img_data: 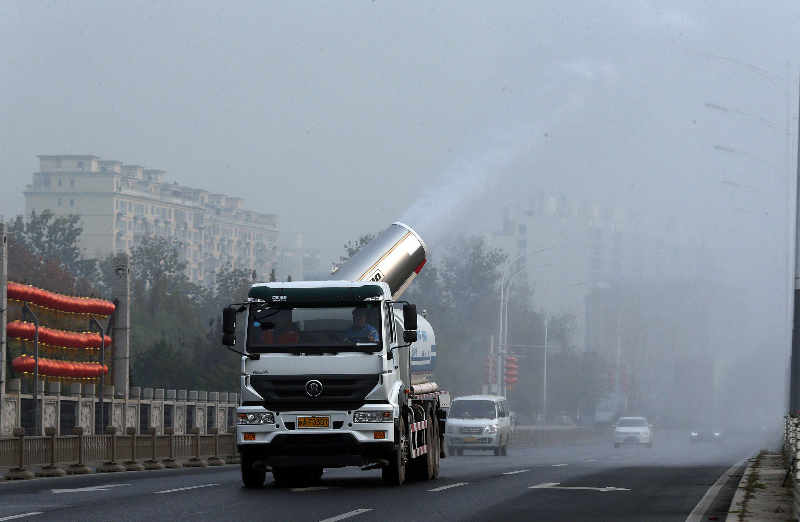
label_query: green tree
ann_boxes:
[8,210,97,283]
[215,263,254,304]
[340,232,378,261]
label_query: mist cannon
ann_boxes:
[329,222,427,299]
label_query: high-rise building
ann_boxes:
[24,155,278,287]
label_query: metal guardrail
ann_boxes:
[0,427,238,475]
[510,426,609,447]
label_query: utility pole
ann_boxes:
[790,67,800,414]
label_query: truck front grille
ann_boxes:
[250,374,379,412]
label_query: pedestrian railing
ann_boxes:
[510,425,608,447]
[0,426,238,479]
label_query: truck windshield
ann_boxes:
[246,304,382,353]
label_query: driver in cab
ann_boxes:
[344,308,379,342]
[261,309,299,344]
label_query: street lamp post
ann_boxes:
[498,247,554,353]
[701,57,797,413]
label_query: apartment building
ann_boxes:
[24,155,278,287]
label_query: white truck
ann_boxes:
[222,223,449,486]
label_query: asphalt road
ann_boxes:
[0,429,771,522]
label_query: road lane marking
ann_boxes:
[429,482,468,491]
[154,483,220,494]
[502,470,530,475]
[319,509,371,522]
[552,464,568,467]
[684,458,747,522]
[291,486,337,492]
[585,459,597,462]
[0,514,45,521]
[530,482,630,492]
[52,484,131,493]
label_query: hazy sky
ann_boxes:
[2,1,798,275]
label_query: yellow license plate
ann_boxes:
[463,436,477,442]
[298,416,329,428]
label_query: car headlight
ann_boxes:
[485,425,498,434]
[353,410,393,423]
[238,412,275,425]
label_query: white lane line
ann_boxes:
[52,484,131,493]
[319,509,371,522]
[585,459,597,462]
[291,486,337,492]
[552,464,568,467]
[530,482,630,492]
[154,483,220,494]
[683,458,747,522]
[429,482,468,492]
[0,514,45,521]
[502,470,530,475]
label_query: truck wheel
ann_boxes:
[382,417,406,486]
[431,416,440,479]
[494,447,501,456]
[456,449,463,456]
[240,451,266,488]
[448,447,455,457]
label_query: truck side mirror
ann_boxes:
[403,330,418,343]
[223,306,237,334]
[222,306,238,346]
[403,304,417,330]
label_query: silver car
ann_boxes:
[445,395,512,456]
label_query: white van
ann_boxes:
[444,395,512,456]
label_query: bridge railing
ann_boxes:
[0,428,238,473]
[510,425,609,447]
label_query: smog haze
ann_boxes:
[2,2,799,426]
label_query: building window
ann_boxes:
[70,179,74,187]
[77,162,83,170]
[69,199,74,207]
[57,198,61,206]
[58,179,62,187]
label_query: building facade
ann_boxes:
[24,155,278,287]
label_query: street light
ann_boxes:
[700,58,797,412]
[497,247,554,360]
[501,262,552,408]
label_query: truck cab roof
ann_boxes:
[248,280,392,304]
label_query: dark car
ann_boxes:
[689,425,724,445]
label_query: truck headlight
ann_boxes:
[354,411,392,423]
[485,425,498,434]
[238,412,275,425]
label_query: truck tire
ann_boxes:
[382,417,406,486]
[448,447,455,457]
[240,451,266,488]
[430,414,440,478]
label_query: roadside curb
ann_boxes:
[725,452,794,522]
